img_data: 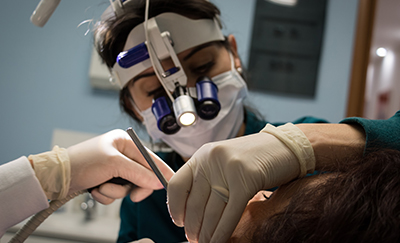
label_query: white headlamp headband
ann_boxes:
[112,12,225,88]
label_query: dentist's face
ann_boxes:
[127,37,240,118]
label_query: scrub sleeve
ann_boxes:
[340,110,400,152]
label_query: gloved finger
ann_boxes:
[197,190,227,243]
[129,238,155,243]
[209,193,249,243]
[115,154,167,190]
[129,188,154,202]
[117,137,175,181]
[167,164,194,227]
[90,188,115,205]
[184,175,212,242]
[98,183,132,199]
[147,148,175,181]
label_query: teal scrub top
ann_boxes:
[117,110,329,243]
[340,110,400,152]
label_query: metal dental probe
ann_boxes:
[126,127,169,190]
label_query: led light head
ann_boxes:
[179,112,196,126]
[173,86,197,127]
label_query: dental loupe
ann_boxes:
[111,5,225,134]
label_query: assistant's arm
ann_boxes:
[0,157,49,238]
[0,129,174,238]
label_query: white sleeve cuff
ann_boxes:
[261,123,316,177]
[0,156,49,237]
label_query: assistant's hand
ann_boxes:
[167,123,315,243]
[66,129,174,204]
[30,129,174,203]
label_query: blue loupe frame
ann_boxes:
[152,96,181,134]
[196,77,220,120]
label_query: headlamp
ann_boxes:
[111,12,224,88]
[106,0,225,134]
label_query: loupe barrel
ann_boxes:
[196,77,220,120]
[152,96,180,134]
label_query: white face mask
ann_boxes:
[138,57,248,158]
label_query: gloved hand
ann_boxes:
[29,129,174,203]
[167,123,315,243]
[130,238,155,243]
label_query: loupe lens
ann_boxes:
[152,96,180,134]
[159,115,180,134]
[196,77,220,120]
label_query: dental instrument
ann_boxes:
[126,127,168,190]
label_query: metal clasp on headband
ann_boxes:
[146,18,187,93]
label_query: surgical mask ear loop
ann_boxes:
[128,96,147,124]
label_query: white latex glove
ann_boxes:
[167,123,315,243]
[130,238,155,243]
[130,239,188,243]
[30,129,174,203]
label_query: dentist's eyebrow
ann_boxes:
[132,72,156,83]
[183,43,214,61]
[130,42,215,84]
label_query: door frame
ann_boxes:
[346,0,377,117]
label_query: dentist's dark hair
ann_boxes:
[93,0,227,123]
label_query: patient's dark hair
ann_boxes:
[93,0,227,123]
[252,149,400,243]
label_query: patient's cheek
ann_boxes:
[229,192,272,242]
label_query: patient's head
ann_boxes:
[229,149,400,243]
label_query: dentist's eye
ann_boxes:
[192,61,215,75]
[147,86,166,98]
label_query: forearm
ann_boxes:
[296,123,366,171]
[0,157,49,237]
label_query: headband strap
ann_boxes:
[112,12,224,88]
